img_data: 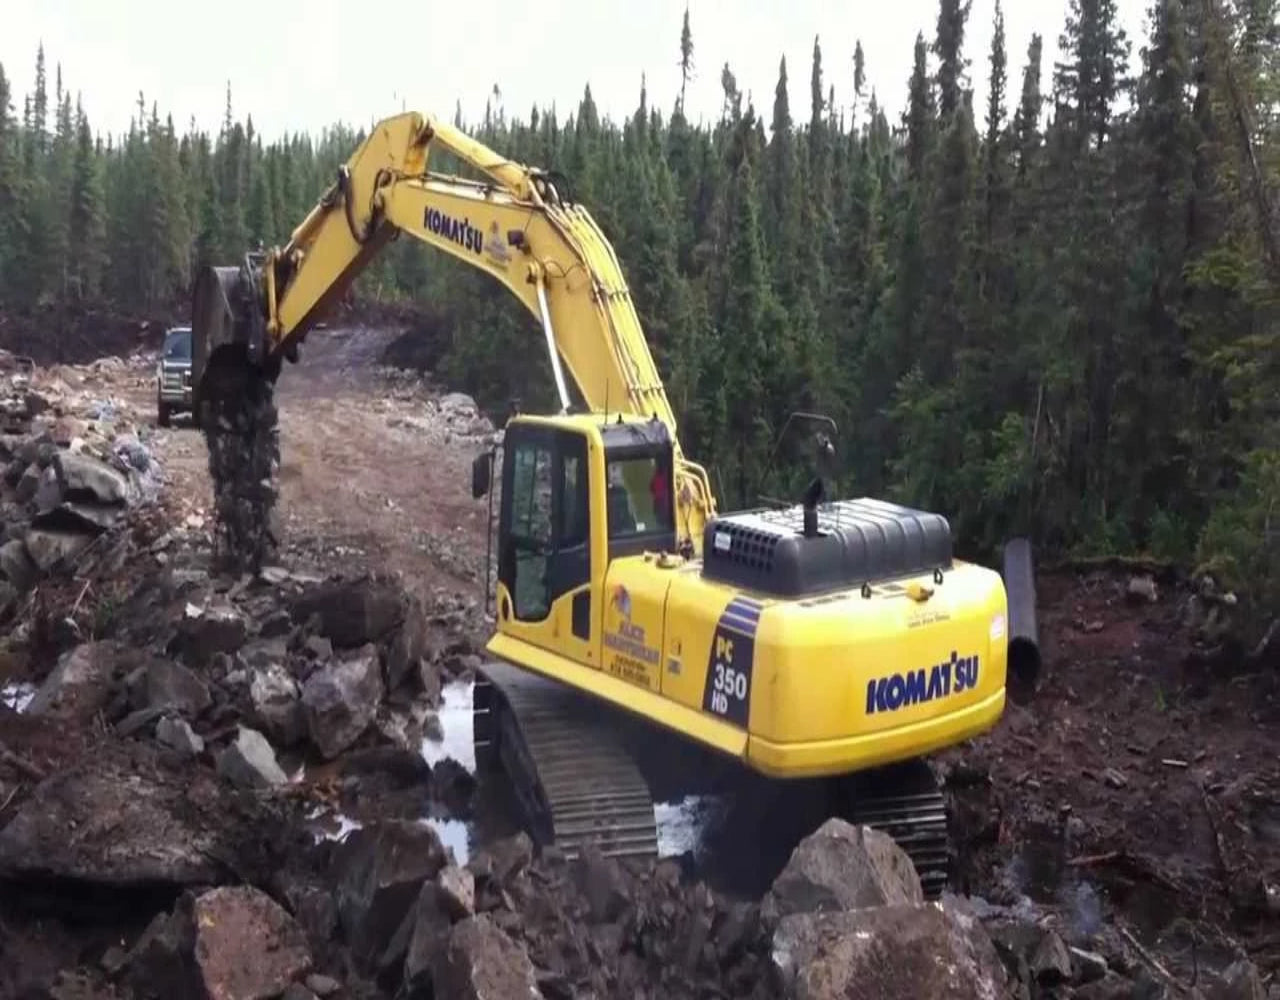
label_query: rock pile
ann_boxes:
[383,385,496,446]
[12,568,481,783]
[0,566,1268,998]
[0,565,488,998]
[0,349,159,625]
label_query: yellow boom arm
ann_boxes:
[191,111,716,551]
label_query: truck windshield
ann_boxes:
[164,330,191,359]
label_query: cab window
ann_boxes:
[560,447,588,548]
[507,441,554,619]
[606,453,673,538]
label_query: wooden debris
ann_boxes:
[0,741,46,782]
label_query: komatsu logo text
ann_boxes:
[865,651,980,715]
[423,208,483,254]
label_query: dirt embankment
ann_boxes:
[0,325,1275,1000]
[0,298,449,370]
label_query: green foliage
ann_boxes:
[1195,447,1280,608]
[0,0,1278,616]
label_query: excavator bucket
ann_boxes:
[189,261,271,418]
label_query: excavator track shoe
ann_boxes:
[840,759,951,900]
[473,660,659,862]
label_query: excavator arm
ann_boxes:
[191,110,716,550]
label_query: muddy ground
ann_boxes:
[0,320,1276,999]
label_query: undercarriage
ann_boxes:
[472,658,953,897]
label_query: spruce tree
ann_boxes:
[68,100,106,301]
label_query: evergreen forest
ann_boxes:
[0,0,1277,616]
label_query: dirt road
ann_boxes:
[138,325,494,598]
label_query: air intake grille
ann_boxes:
[709,520,778,573]
[701,498,953,597]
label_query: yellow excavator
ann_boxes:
[190,111,1040,895]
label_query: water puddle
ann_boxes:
[655,794,731,858]
[303,679,479,862]
[1,682,35,713]
[996,820,1105,933]
[424,816,470,862]
[306,806,364,842]
[420,680,475,773]
[304,676,723,867]
[305,804,470,864]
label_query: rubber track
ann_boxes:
[844,759,951,899]
[472,660,659,861]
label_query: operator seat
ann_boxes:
[607,483,636,534]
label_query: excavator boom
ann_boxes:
[191,111,714,553]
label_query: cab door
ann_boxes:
[494,422,596,667]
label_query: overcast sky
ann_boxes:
[4,1,1152,142]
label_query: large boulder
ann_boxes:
[145,658,212,717]
[430,915,540,1000]
[155,716,204,757]
[24,641,121,721]
[23,527,92,572]
[332,820,449,962]
[301,644,384,759]
[0,742,275,888]
[290,577,405,649]
[191,886,313,1000]
[123,887,313,1000]
[216,726,290,789]
[249,662,306,747]
[174,601,249,668]
[771,902,1016,1000]
[48,450,136,506]
[762,819,923,924]
[401,865,477,989]
[124,906,200,999]
[384,595,448,698]
[0,538,35,590]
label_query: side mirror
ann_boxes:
[471,452,491,499]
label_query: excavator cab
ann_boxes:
[471,413,678,666]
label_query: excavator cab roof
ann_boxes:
[506,410,672,451]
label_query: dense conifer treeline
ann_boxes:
[0,1,1276,611]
